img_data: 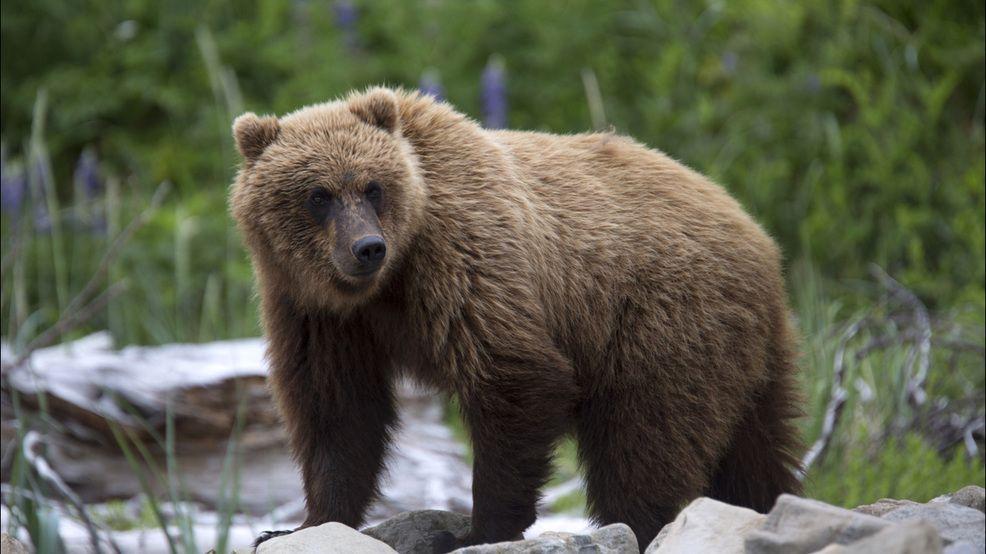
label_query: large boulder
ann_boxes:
[877,500,984,552]
[811,520,942,554]
[363,510,472,553]
[854,488,985,552]
[745,494,893,554]
[745,487,984,554]
[645,497,766,553]
[451,524,637,553]
[256,522,396,553]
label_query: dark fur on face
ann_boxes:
[231,87,804,551]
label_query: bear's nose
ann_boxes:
[352,236,387,266]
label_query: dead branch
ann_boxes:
[870,265,932,408]
[800,317,863,478]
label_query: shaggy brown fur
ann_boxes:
[230,87,804,550]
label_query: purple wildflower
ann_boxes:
[34,204,52,232]
[721,51,738,76]
[88,214,108,235]
[333,0,359,50]
[419,69,445,102]
[74,147,102,199]
[30,160,52,233]
[481,57,507,129]
[0,163,28,217]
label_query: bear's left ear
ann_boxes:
[349,88,399,133]
[233,112,280,162]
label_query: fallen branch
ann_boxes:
[870,265,931,409]
[800,317,862,478]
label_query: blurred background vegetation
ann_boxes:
[1,0,983,529]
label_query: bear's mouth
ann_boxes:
[349,267,380,278]
[331,268,381,295]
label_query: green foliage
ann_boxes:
[2,1,984,339]
[808,434,986,507]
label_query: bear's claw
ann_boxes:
[253,529,295,547]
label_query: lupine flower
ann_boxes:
[333,0,359,50]
[31,160,52,233]
[419,69,444,102]
[74,147,102,199]
[721,51,738,76]
[34,206,52,232]
[0,162,27,218]
[481,57,507,129]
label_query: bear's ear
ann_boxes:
[233,113,280,162]
[349,88,399,133]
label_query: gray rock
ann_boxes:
[452,524,637,553]
[933,486,985,514]
[453,535,572,554]
[744,494,892,554]
[854,498,918,518]
[588,524,638,551]
[645,497,766,553]
[257,522,396,554]
[880,501,984,551]
[363,510,472,553]
[942,541,983,554]
[0,534,28,554]
[811,520,942,554]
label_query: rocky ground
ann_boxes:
[2,336,983,553]
[222,485,984,554]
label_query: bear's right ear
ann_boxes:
[233,113,280,162]
[349,88,400,134]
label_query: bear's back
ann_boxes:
[487,128,780,273]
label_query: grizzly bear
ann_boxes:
[230,87,803,549]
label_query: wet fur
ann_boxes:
[231,88,804,549]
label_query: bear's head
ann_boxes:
[230,88,426,309]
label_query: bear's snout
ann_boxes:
[351,235,387,273]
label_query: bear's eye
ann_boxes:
[310,189,330,205]
[365,181,383,209]
[306,188,333,223]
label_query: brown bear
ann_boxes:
[230,87,803,549]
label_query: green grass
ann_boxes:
[809,434,985,507]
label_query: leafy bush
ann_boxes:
[3,1,984,324]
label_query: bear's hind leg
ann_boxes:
[575,386,709,549]
[706,356,804,512]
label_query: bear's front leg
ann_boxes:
[456,350,578,546]
[257,295,398,544]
